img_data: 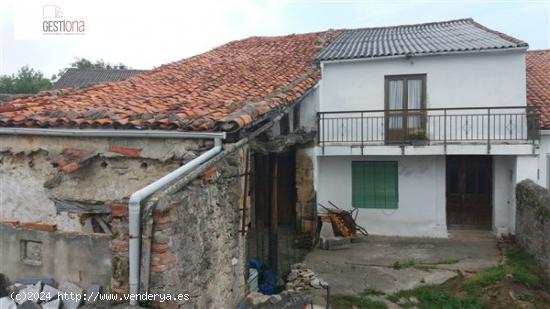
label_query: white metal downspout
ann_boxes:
[128,138,223,304]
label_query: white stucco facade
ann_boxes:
[317,49,533,157]
[317,155,447,237]
[537,132,550,189]
[305,49,543,238]
[316,155,523,237]
[320,50,526,112]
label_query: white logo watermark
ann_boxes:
[15,1,87,39]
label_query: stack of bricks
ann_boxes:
[0,220,57,232]
[109,202,181,300]
[150,207,179,287]
[147,205,180,309]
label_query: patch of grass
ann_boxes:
[429,258,461,265]
[403,258,460,272]
[360,288,385,296]
[506,246,543,289]
[392,259,416,269]
[518,292,539,303]
[388,285,485,309]
[462,265,506,295]
[331,293,387,309]
[512,265,542,289]
[383,245,547,308]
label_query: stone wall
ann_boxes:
[111,146,249,308]
[1,135,249,308]
[516,180,550,279]
[0,223,111,288]
[0,135,209,231]
[295,147,316,245]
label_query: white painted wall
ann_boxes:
[316,155,447,237]
[318,50,529,155]
[316,154,520,237]
[505,154,540,231]
[311,50,535,237]
[537,132,550,189]
[493,156,516,235]
[298,85,319,132]
[321,50,526,112]
[515,155,539,184]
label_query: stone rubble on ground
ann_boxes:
[0,296,17,309]
[285,263,328,291]
[16,282,43,304]
[41,284,59,303]
[58,281,84,309]
[239,262,327,308]
[41,298,61,309]
[84,284,101,305]
[1,277,103,309]
[241,290,312,309]
[18,300,41,309]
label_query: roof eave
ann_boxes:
[318,46,529,64]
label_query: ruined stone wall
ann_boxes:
[0,223,111,288]
[111,146,249,309]
[152,146,248,308]
[0,135,209,231]
[516,180,550,279]
[1,135,251,307]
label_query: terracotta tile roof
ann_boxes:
[526,50,550,129]
[0,31,339,131]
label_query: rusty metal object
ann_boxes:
[319,202,368,236]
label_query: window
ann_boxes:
[385,75,426,142]
[352,161,398,209]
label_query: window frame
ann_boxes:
[384,74,427,142]
[352,161,399,209]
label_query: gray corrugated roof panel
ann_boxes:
[53,68,145,89]
[317,18,528,61]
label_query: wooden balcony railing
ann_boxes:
[317,106,540,149]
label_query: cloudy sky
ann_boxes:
[1,0,548,78]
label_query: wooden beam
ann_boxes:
[269,154,279,273]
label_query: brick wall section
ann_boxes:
[111,204,130,297]
[109,147,248,308]
[148,148,248,308]
[516,180,550,280]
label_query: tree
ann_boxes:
[69,58,128,70]
[51,57,130,82]
[0,65,52,94]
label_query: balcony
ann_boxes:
[317,106,540,155]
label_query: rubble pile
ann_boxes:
[0,277,103,309]
[284,263,328,291]
[241,290,312,309]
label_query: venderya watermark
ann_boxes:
[42,5,85,35]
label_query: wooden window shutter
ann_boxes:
[352,161,398,209]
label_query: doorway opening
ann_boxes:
[248,150,307,277]
[446,155,492,230]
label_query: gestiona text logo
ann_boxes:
[42,5,85,35]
